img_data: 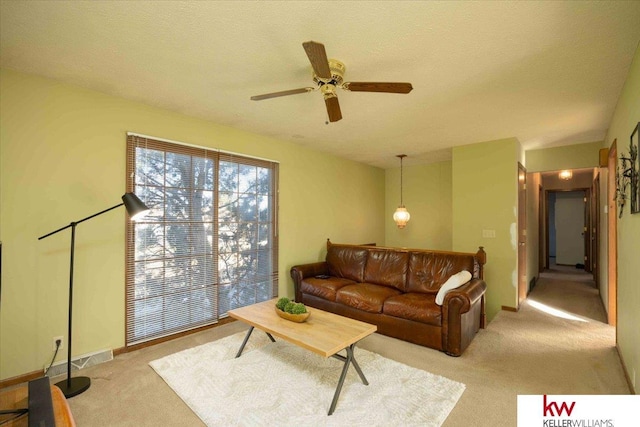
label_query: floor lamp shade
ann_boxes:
[37,193,150,398]
[122,192,150,221]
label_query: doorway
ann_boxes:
[547,190,588,269]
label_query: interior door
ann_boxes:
[555,191,586,266]
[584,190,591,272]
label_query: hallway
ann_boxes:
[531,263,607,323]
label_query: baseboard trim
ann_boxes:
[0,370,43,389]
[1,318,238,388]
[501,305,518,312]
[615,344,636,394]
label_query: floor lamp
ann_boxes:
[38,193,149,398]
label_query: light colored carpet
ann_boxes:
[149,332,465,426]
[52,266,628,426]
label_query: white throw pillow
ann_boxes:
[435,270,472,305]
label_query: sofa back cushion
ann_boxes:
[406,251,475,294]
[327,244,368,283]
[363,249,408,291]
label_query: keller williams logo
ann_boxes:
[543,395,576,417]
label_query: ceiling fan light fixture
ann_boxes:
[321,84,337,99]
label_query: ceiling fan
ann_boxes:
[250,41,413,123]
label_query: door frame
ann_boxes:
[517,163,527,306]
[607,140,617,326]
[591,172,600,284]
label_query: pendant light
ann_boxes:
[393,154,410,228]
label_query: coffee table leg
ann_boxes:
[235,327,277,358]
[328,343,367,415]
[349,351,368,385]
[235,326,254,358]
[330,346,368,385]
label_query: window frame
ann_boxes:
[125,134,279,346]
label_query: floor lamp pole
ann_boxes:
[37,193,149,399]
[38,203,125,398]
[58,221,91,398]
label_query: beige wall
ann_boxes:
[526,141,602,173]
[0,69,385,380]
[602,44,640,393]
[385,161,452,250]
[452,138,519,321]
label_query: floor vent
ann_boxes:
[44,348,113,377]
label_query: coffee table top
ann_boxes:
[228,298,377,357]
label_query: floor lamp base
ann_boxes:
[55,376,91,398]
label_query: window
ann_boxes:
[125,135,278,345]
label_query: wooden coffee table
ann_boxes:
[227,298,377,415]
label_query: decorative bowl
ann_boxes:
[275,307,310,323]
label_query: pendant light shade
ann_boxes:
[393,154,410,228]
[393,206,411,228]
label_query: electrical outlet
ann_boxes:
[53,336,64,352]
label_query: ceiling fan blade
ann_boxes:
[250,87,314,101]
[324,96,342,122]
[343,82,413,94]
[302,41,332,79]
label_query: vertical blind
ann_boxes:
[125,135,278,345]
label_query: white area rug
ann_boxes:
[150,332,465,426]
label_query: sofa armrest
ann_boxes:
[442,278,487,329]
[290,262,329,301]
[444,278,486,309]
[442,278,487,356]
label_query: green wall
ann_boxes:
[603,44,640,393]
[0,69,385,380]
[385,161,452,250]
[452,138,520,321]
[526,141,602,172]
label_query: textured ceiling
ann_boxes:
[1,1,639,168]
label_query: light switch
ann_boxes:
[482,229,496,238]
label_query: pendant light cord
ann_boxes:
[400,156,403,205]
[397,154,406,206]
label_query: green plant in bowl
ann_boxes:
[275,297,290,311]
[275,298,309,322]
[289,303,307,314]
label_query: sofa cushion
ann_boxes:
[383,293,442,326]
[406,251,475,294]
[327,245,368,283]
[363,249,408,291]
[336,283,402,313]
[300,277,355,302]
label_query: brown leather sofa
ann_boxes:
[290,241,487,356]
